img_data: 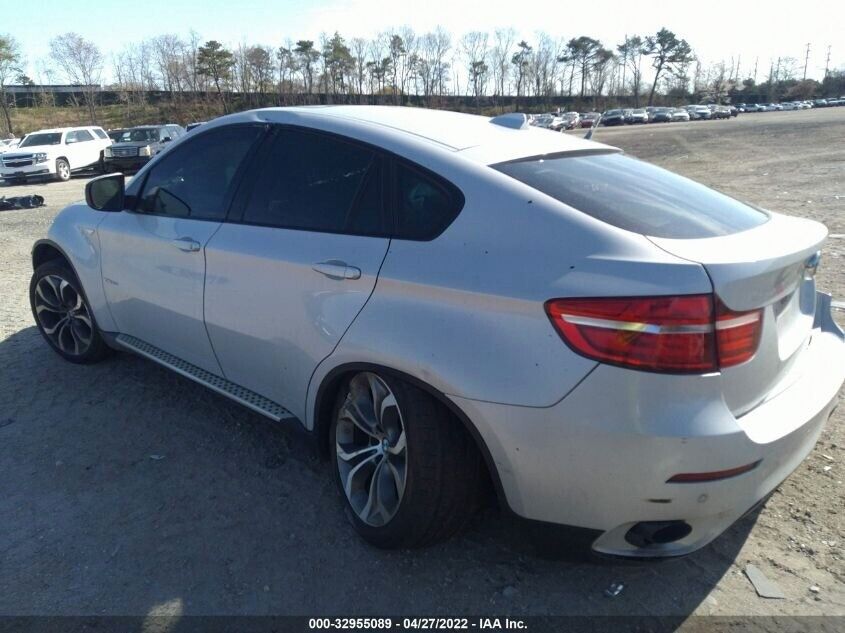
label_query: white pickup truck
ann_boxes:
[0,126,111,183]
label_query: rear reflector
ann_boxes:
[666,459,761,483]
[545,294,762,374]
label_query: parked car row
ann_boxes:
[0,122,192,184]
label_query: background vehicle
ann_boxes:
[107,129,128,142]
[650,107,673,123]
[670,108,690,122]
[560,112,580,129]
[29,107,845,560]
[689,105,713,120]
[103,124,186,173]
[579,112,600,128]
[626,108,648,124]
[601,109,626,126]
[0,138,20,154]
[0,126,111,184]
[186,122,206,132]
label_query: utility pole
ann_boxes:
[736,54,741,81]
[803,43,810,80]
[824,45,831,78]
[753,57,758,83]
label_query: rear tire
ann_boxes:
[30,260,111,364]
[331,371,482,549]
[55,158,70,182]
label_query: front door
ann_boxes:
[99,123,266,374]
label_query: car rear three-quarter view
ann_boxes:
[29,106,845,559]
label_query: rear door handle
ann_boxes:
[312,261,362,280]
[171,237,201,252]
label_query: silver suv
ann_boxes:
[30,107,844,557]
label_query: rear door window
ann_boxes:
[494,152,768,239]
[241,128,387,236]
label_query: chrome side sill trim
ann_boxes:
[116,333,295,422]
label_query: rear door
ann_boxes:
[204,127,391,420]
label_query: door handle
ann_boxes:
[171,237,201,252]
[312,261,362,281]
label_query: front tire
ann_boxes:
[331,371,482,549]
[55,158,70,182]
[30,261,111,364]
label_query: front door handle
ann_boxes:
[171,237,201,252]
[312,261,362,281]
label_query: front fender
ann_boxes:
[35,204,116,332]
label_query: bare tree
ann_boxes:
[0,34,23,134]
[490,28,515,97]
[643,28,694,105]
[461,31,489,102]
[49,32,103,123]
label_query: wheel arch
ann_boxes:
[311,361,512,515]
[32,239,73,272]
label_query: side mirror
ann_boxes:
[85,173,125,212]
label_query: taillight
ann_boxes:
[545,295,762,374]
[715,301,763,368]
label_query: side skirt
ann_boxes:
[115,333,297,423]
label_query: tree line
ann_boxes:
[1,27,843,132]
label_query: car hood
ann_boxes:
[4,144,58,155]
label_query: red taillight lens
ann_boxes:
[545,295,762,374]
[715,302,763,368]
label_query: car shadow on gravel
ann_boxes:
[0,325,759,619]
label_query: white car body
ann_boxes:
[31,107,845,557]
[1,126,111,181]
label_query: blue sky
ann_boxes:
[7,0,843,82]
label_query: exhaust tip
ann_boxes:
[625,521,693,548]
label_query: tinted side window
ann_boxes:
[92,128,108,139]
[138,125,263,220]
[242,128,384,235]
[75,129,94,142]
[394,163,462,240]
[493,152,768,239]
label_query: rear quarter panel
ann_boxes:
[307,160,715,424]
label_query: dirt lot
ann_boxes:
[1,107,843,620]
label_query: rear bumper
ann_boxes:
[451,291,844,557]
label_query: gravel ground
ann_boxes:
[0,107,843,619]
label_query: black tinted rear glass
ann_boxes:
[494,152,768,238]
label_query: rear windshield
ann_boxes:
[494,152,768,239]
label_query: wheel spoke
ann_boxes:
[340,394,379,439]
[385,457,406,501]
[336,443,379,463]
[36,277,62,308]
[343,452,380,500]
[41,315,67,336]
[367,373,389,426]
[386,430,406,456]
[361,458,388,524]
[58,280,77,308]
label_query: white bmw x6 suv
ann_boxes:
[30,106,844,558]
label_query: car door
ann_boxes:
[68,129,98,168]
[98,123,266,374]
[203,127,391,420]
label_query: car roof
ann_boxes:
[205,106,618,166]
